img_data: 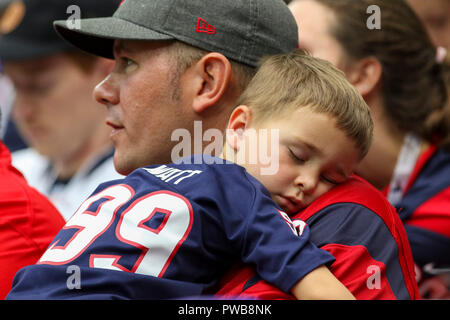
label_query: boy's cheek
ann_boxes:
[312,184,335,202]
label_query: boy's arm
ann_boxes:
[290,265,355,300]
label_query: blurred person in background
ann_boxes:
[407,0,450,177]
[406,0,450,51]
[0,0,25,152]
[0,0,123,220]
[406,0,450,299]
[289,0,450,299]
[0,72,14,140]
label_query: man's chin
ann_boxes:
[113,155,135,176]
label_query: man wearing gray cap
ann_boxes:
[53,0,299,176]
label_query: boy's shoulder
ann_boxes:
[138,156,250,186]
[105,155,269,207]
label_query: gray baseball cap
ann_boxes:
[53,0,299,67]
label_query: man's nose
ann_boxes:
[93,74,119,106]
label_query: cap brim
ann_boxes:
[54,17,175,59]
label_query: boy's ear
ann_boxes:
[346,57,382,98]
[225,105,252,151]
[189,52,232,113]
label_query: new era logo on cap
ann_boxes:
[196,17,216,35]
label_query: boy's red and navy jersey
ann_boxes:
[6,156,333,300]
[216,176,420,300]
[393,146,450,272]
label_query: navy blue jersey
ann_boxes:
[7,157,333,299]
[394,146,450,271]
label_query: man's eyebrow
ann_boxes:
[113,41,135,56]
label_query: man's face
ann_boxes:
[5,54,108,161]
[94,40,193,175]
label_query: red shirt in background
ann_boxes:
[0,141,65,299]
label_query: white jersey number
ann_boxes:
[39,185,193,278]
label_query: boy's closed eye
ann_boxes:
[287,147,308,163]
[320,174,345,186]
[287,146,349,186]
[321,167,349,186]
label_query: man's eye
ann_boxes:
[120,58,131,66]
[120,58,137,70]
[17,81,55,94]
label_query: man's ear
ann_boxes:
[189,52,232,113]
[346,57,382,98]
[225,105,252,151]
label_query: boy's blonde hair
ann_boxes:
[237,50,373,158]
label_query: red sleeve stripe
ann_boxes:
[321,244,397,300]
[406,187,450,238]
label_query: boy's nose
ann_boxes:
[295,172,319,195]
